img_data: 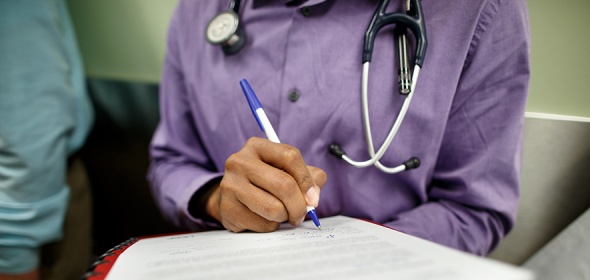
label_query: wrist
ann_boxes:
[205,182,222,223]
[188,177,221,223]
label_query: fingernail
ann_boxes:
[305,186,320,207]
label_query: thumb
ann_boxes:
[307,165,327,189]
[304,166,327,207]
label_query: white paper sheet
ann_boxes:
[105,216,534,280]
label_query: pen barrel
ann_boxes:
[255,108,281,143]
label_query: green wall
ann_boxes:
[526,1,589,118]
[68,0,590,117]
[67,0,176,82]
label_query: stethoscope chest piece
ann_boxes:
[206,10,246,55]
[206,11,238,44]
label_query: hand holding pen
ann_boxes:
[201,79,326,232]
[240,79,323,230]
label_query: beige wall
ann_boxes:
[68,0,590,117]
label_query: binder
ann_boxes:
[83,216,534,280]
[83,237,139,280]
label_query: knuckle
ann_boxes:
[222,221,238,232]
[279,147,313,188]
[260,199,285,222]
[262,222,280,232]
[244,136,264,148]
[223,215,247,233]
[220,211,241,232]
[281,146,302,163]
[290,169,313,192]
[274,173,298,198]
[219,178,237,197]
[253,219,281,233]
[224,153,244,171]
[226,222,244,233]
[218,199,233,218]
[298,172,313,187]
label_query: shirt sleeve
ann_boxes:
[147,6,224,231]
[386,0,531,255]
[0,0,92,273]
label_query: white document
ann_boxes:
[105,216,534,280]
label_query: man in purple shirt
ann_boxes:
[148,0,530,256]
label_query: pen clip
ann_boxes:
[240,79,265,131]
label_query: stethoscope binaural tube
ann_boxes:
[363,0,427,67]
[329,0,427,174]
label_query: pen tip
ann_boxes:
[318,226,322,230]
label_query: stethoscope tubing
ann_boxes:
[208,0,426,174]
[341,63,421,174]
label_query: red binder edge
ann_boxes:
[83,232,188,280]
[82,237,139,280]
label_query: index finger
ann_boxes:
[245,137,318,206]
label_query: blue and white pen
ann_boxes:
[239,78,321,230]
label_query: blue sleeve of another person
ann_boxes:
[0,0,93,274]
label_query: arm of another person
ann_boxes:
[0,4,88,278]
[0,1,92,277]
[386,0,531,255]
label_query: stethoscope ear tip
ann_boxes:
[329,144,346,158]
[403,157,421,170]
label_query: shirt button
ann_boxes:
[288,89,300,102]
[300,7,312,17]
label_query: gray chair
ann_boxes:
[523,207,590,280]
[489,116,590,274]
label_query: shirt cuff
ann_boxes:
[0,246,39,274]
[179,173,225,231]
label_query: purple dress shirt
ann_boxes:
[148,0,530,255]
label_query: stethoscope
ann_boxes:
[206,0,428,174]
